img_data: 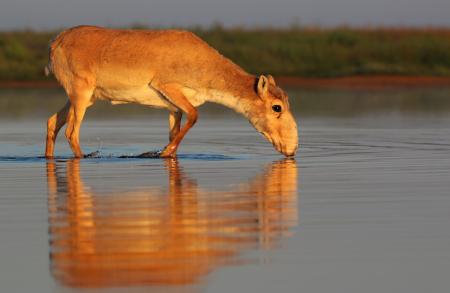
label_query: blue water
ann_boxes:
[1,88,450,293]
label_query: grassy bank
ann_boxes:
[1,26,450,81]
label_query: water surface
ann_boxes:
[0,87,449,293]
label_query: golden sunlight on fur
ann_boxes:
[45,26,298,158]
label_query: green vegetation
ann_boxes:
[1,26,450,81]
[0,30,54,80]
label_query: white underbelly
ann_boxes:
[95,85,170,109]
[94,85,207,109]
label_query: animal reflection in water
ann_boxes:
[46,159,298,288]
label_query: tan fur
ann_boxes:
[45,25,298,158]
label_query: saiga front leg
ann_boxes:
[169,111,182,142]
[157,84,198,158]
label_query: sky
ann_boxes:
[1,0,449,30]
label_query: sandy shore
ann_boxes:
[1,76,450,89]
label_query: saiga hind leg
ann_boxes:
[45,101,71,158]
[64,88,94,158]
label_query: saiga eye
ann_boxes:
[272,105,282,113]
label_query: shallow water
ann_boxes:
[1,88,450,292]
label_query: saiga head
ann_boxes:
[248,75,299,157]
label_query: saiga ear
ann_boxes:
[267,75,276,86]
[257,75,269,98]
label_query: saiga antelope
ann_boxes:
[44,26,298,158]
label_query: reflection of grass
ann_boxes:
[2,87,450,119]
[288,86,450,116]
[1,26,450,81]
